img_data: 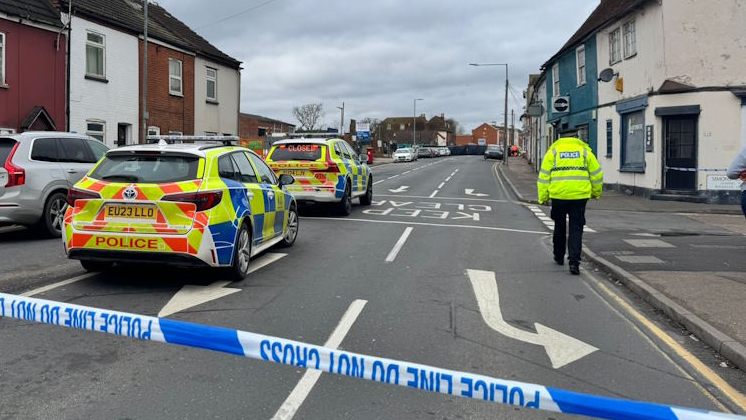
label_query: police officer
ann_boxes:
[537,137,603,275]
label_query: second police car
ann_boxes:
[265,135,372,215]
[62,137,298,280]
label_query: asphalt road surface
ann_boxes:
[1,155,745,419]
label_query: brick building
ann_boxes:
[239,113,295,140]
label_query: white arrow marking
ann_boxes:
[388,185,409,193]
[464,189,489,197]
[158,252,287,317]
[466,269,597,369]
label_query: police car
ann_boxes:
[62,136,298,280]
[265,134,372,215]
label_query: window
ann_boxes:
[86,120,105,142]
[147,126,160,136]
[399,124,405,131]
[168,131,183,136]
[231,152,258,183]
[576,46,586,86]
[552,63,560,96]
[169,59,182,95]
[621,111,645,172]
[91,155,199,183]
[387,124,391,130]
[343,142,358,160]
[87,139,108,160]
[218,154,239,181]
[577,125,589,143]
[334,142,351,159]
[609,28,622,64]
[206,67,217,101]
[31,138,59,162]
[623,20,636,58]
[605,119,613,157]
[248,153,277,184]
[0,32,5,85]
[269,143,322,161]
[86,31,105,78]
[59,138,96,163]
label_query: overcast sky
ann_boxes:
[157,0,598,133]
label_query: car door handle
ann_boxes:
[246,192,254,199]
[66,170,78,174]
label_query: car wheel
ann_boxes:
[80,260,113,272]
[280,204,299,247]
[36,192,67,238]
[338,182,352,216]
[360,176,373,206]
[227,222,252,280]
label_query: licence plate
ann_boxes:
[283,169,307,176]
[105,205,157,220]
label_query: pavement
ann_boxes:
[499,156,746,373]
[2,156,746,419]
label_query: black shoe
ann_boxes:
[569,265,580,275]
[554,256,564,266]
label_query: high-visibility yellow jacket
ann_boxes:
[537,137,603,203]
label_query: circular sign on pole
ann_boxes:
[552,96,570,113]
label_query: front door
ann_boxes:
[117,124,127,146]
[664,116,697,191]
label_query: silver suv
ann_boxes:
[0,132,108,237]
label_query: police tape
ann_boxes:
[665,166,729,172]
[0,292,743,420]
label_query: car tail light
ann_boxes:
[162,190,223,212]
[67,188,101,206]
[4,142,25,187]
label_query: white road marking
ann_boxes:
[271,299,367,420]
[158,253,287,317]
[21,273,97,297]
[301,216,548,235]
[616,255,665,264]
[538,216,552,221]
[466,269,598,369]
[376,194,507,203]
[403,170,411,174]
[445,176,452,182]
[388,175,400,179]
[385,227,413,262]
[388,186,409,193]
[437,182,445,189]
[428,190,439,198]
[464,189,489,197]
[525,204,595,234]
[624,239,675,248]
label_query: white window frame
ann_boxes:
[0,32,5,86]
[85,31,106,78]
[623,19,637,59]
[609,28,622,64]
[169,58,183,96]
[552,63,560,96]
[147,126,160,136]
[86,119,106,142]
[576,45,586,86]
[206,67,217,101]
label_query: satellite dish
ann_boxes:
[598,68,616,82]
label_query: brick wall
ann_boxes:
[238,113,294,140]
[139,41,194,137]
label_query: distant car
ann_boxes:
[437,147,449,156]
[1,132,109,237]
[484,145,504,160]
[417,147,434,158]
[393,148,416,162]
[442,147,451,156]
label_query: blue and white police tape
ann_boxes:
[665,167,729,172]
[0,292,743,420]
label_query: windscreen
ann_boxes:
[89,154,200,183]
[269,144,323,161]
[0,139,17,163]
[396,148,411,153]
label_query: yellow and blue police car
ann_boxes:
[62,136,298,280]
[265,135,372,215]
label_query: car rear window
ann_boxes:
[269,143,323,161]
[89,154,200,183]
[0,138,17,163]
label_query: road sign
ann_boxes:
[356,122,371,144]
[552,96,570,114]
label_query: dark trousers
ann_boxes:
[741,191,746,219]
[551,199,588,266]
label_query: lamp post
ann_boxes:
[469,63,508,167]
[413,98,423,146]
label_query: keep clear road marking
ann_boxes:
[302,216,548,235]
[388,185,409,193]
[21,273,98,297]
[271,299,367,420]
[158,252,287,317]
[385,227,413,262]
[466,269,598,369]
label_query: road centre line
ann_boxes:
[438,182,445,189]
[376,194,507,203]
[445,176,452,182]
[388,174,400,179]
[271,299,367,420]
[580,261,746,412]
[21,273,97,297]
[429,190,439,198]
[385,227,413,262]
[403,170,411,174]
[301,216,548,235]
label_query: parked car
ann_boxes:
[484,144,504,160]
[417,147,434,158]
[393,148,417,162]
[1,132,109,237]
[437,147,450,156]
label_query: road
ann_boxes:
[1,155,745,419]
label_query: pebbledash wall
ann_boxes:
[193,56,239,136]
[595,0,746,204]
[67,15,139,148]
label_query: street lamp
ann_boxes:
[413,98,423,146]
[469,62,509,167]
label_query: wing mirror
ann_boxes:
[278,174,295,187]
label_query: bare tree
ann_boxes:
[292,103,325,131]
